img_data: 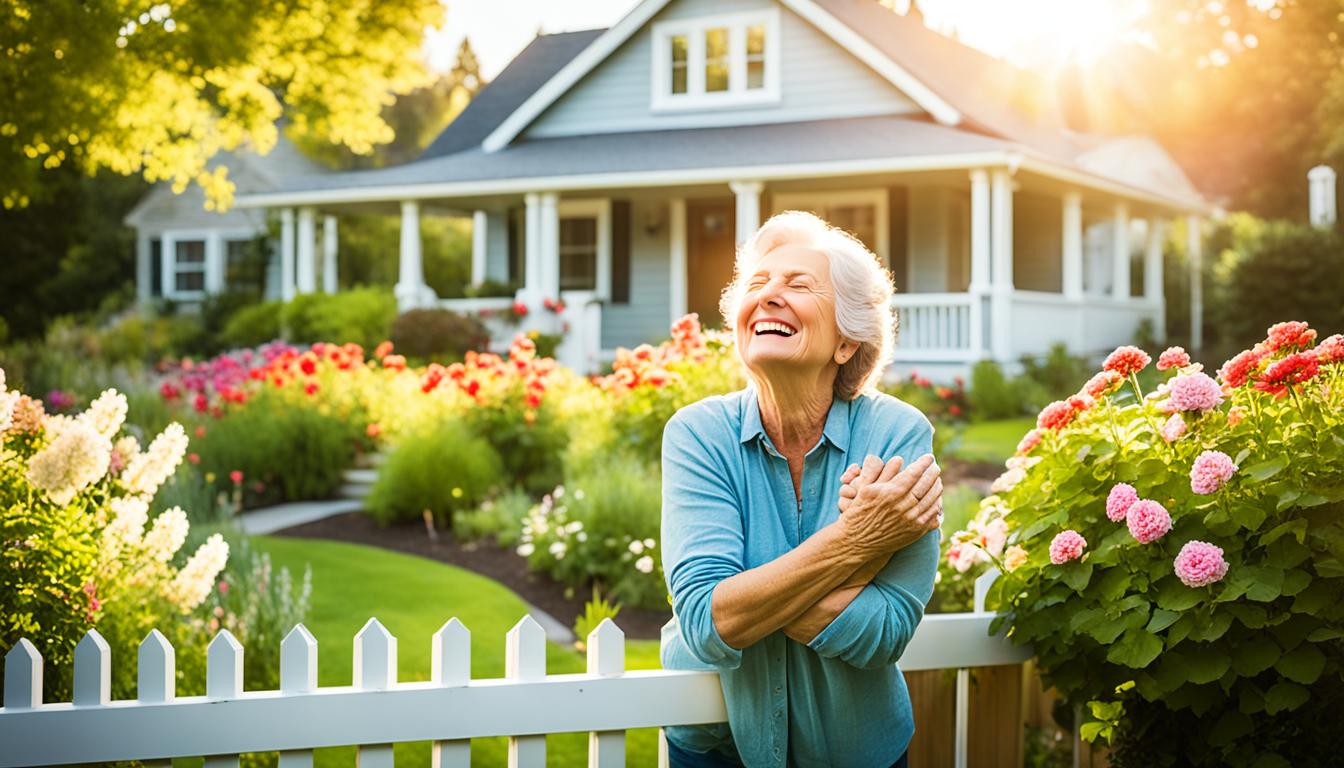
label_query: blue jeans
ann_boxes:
[666,738,910,768]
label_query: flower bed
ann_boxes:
[944,323,1344,767]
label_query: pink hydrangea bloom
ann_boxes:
[1016,428,1043,455]
[1166,372,1224,413]
[1037,400,1075,431]
[1174,540,1229,588]
[1190,450,1237,495]
[1157,346,1191,371]
[1127,499,1172,544]
[1160,413,1187,443]
[1049,530,1087,564]
[1106,483,1138,522]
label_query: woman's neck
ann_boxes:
[754,369,836,457]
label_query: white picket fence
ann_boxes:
[0,586,1029,767]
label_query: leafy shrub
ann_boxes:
[389,308,490,361]
[949,324,1344,767]
[281,287,396,350]
[453,486,533,545]
[1019,342,1092,402]
[365,421,503,527]
[220,301,284,349]
[464,279,518,298]
[197,387,357,505]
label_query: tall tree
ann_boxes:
[0,0,445,211]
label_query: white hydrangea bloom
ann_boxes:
[143,506,189,563]
[0,369,14,434]
[628,540,644,555]
[106,495,150,548]
[549,541,567,559]
[643,538,656,549]
[168,534,229,612]
[122,423,187,497]
[26,419,112,506]
[635,555,655,574]
[516,543,535,557]
[79,389,128,441]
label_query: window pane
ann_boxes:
[559,217,598,291]
[175,240,205,264]
[176,271,205,292]
[671,34,689,94]
[705,27,729,92]
[826,204,879,254]
[225,238,264,296]
[746,25,766,90]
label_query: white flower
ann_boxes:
[79,389,128,441]
[26,419,112,506]
[516,543,535,557]
[103,495,150,561]
[990,467,1026,493]
[167,534,229,612]
[576,532,588,542]
[565,521,583,534]
[573,489,585,501]
[643,538,656,549]
[983,517,1009,558]
[553,485,565,499]
[122,423,187,497]
[635,555,655,574]
[628,540,644,555]
[549,541,567,559]
[143,507,189,562]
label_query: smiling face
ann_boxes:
[734,243,856,379]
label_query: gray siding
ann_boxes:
[602,198,673,350]
[526,0,921,139]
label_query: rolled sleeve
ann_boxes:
[660,412,745,669]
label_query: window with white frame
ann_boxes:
[771,189,890,266]
[171,239,207,295]
[558,200,612,296]
[651,10,780,111]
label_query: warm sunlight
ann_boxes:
[919,0,1149,71]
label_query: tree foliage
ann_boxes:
[1,0,445,210]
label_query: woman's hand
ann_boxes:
[836,453,943,560]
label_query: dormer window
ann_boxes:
[652,10,780,111]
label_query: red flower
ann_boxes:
[1015,428,1042,455]
[1217,348,1265,388]
[463,379,481,398]
[525,391,543,408]
[512,301,529,317]
[374,341,394,359]
[948,404,962,416]
[299,357,317,376]
[1103,346,1151,377]
[1156,346,1191,371]
[229,470,243,485]
[159,381,181,400]
[1036,400,1076,431]
[1081,370,1124,399]
[188,453,201,465]
[304,382,320,396]
[1317,333,1344,366]
[195,425,207,439]
[421,364,446,393]
[1254,351,1320,399]
[936,387,953,400]
[1067,393,1095,413]
[193,393,209,413]
[366,422,382,438]
[381,354,407,372]
[1263,321,1316,352]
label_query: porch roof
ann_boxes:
[236,114,1207,212]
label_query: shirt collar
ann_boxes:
[739,386,851,452]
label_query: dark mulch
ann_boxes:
[942,457,1002,486]
[275,511,673,640]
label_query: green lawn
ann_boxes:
[252,536,664,767]
[944,417,1035,464]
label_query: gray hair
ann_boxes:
[720,210,897,400]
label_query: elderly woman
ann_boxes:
[660,211,944,768]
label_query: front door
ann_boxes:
[687,199,737,327]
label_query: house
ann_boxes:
[179,0,1206,377]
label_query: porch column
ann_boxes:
[135,232,152,304]
[730,181,763,245]
[1188,216,1203,353]
[669,198,688,324]
[990,169,1014,362]
[322,215,338,294]
[471,210,488,286]
[1062,191,1084,301]
[523,193,542,298]
[968,170,991,294]
[1111,203,1130,300]
[396,200,431,311]
[297,207,317,295]
[279,207,296,302]
[539,193,560,302]
[1145,219,1167,343]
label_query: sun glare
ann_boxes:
[923,0,1146,71]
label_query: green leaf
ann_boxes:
[1186,647,1231,684]
[1251,754,1291,768]
[1291,580,1336,614]
[1232,637,1281,676]
[1060,561,1093,592]
[1115,461,1139,482]
[1079,721,1108,743]
[1280,568,1311,597]
[1095,568,1132,602]
[1260,519,1308,546]
[1209,710,1253,747]
[1106,627,1164,668]
[1233,447,1252,465]
[1157,578,1204,611]
[1243,456,1288,481]
[1275,644,1326,684]
[1238,682,1265,714]
[1307,627,1344,641]
[1146,608,1181,633]
[1229,502,1267,531]
[1152,650,1188,692]
[1263,680,1310,715]
[1188,611,1234,643]
[1224,603,1268,629]
[1244,567,1285,602]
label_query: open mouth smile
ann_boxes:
[753,320,797,337]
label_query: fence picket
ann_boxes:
[204,630,244,768]
[354,619,397,768]
[137,630,175,768]
[73,630,111,707]
[506,615,547,768]
[279,624,318,768]
[3,638,41,710]
[431,618,471,768]
[586,620,625,768]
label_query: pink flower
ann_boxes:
[1126,499,1172,544]
[1264,321,1316,352]
[1190,450,1237,495]
[1254,351,1320,399]
[1037,400,1075,431]
[1160,413,1187,443]
[1317,333,1344,366]
[1106,483,1139,522]
[1049,530,1087,564]
[1015,428,1043,455]
[1067,393,1095,413]
[229,470,243,485]
[946,543,976,573]
[1103,346,1151,377]
[1174,540,1229,588]
[1217,348,1265,388]
[1157,346,1191,371]
[1081,370,1125,398]
[1166,372,1224,413]
[218,580,230,595]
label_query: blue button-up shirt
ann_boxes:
[660,386,940,768]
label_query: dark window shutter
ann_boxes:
[508,208,523,285]
[888,186,908,293]
[150,238,163,297]
[611,200,631,304]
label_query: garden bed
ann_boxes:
[276,511,673,639]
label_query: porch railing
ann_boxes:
[889,292,984,362]
[0,589,1028,767]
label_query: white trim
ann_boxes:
[557,198,613,299]
[481,0,961,152]
[649,9,781,113]
[159,228,252,301]
[770,187,890,265]
[669,198,688,324]
[471,210,489,286]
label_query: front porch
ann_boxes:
[259,161,1201,377]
